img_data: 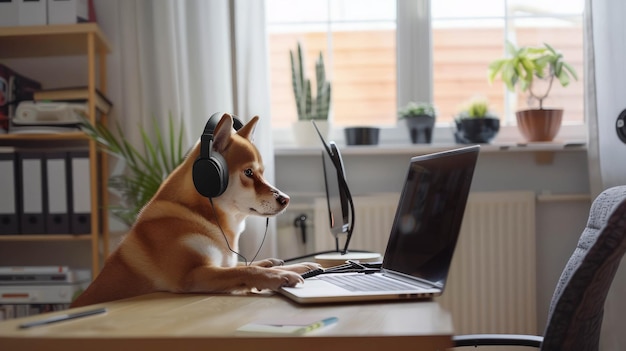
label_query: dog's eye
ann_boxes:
[244,169,254,177]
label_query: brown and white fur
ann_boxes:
[71,113,319,307]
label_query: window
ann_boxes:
[431,0,584,126]
[266,0,397,129]
[266,0,584,137]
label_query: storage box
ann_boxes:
[0,0,19,27]
[0,0,47,27]
[47,0,89,24]
[18,0,47,26]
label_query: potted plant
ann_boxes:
[454,97,500,144]
[488,41,578,142]
[81,115,186,227]
[290,42,331,146]
[398,101,437,144]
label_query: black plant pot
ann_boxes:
[404,115,435,144]
[345,127,380,145]
[455,117,500,144]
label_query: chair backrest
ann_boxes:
[541,185,626,351]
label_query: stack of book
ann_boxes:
[33,87,112,115]
[9,86,112,134]
[1,64,112,135]
[0,266,91,321]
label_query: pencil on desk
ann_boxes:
[293,316,339,335]
[236,316,339,335]
[18,307,107,329]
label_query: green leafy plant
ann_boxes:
[290,42,331,121]
[488,41,578,109]
[81,115,186,226]
[398,102,437,119]
[457,97,498,119]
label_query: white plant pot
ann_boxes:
[292,120,329,146]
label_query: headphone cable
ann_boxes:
[209,197,249,265]
[208,198,269,266]
[249,218,269,264]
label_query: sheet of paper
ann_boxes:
[236,316,338,335]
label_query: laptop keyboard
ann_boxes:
[319,274,417,292]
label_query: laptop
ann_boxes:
[279,145,480,304]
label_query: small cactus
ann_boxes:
[290,42,331,121]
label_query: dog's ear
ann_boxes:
[236,116,259,141]
[213,113,234,153]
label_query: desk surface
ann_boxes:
[0,292,453,351]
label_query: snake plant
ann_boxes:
[290,42,331,121]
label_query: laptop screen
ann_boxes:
[382,146,479,288]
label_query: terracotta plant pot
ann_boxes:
[515,108,563,142]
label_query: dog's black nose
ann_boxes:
[276,193,289,206]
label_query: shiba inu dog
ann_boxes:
[71,113,320,307]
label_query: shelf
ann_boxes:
[0,234,93,241]
[0,132,89,141]
[0,23,111,58]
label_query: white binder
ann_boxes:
[69,150,91,234]
[18,151,46,234]
[0,148,18,234]
[45,152,70,234]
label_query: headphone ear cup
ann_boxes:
[193,153,229,198]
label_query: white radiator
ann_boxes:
[314,194,400,254]
[314,191,537,335]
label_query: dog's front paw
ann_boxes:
[250,258,284,268]
[253,270,303,291]
[279,262,322,274]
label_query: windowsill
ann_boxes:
[273,124,588,156]
[275,141,587,156]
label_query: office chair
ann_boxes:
[453,185,626,351]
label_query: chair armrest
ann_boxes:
[453,334,543,348]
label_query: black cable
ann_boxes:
[335,156,356,255]
[209,197,249,265]
[249,218,269,264]
[208,198,269,267]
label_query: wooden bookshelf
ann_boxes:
[0,23,111,276]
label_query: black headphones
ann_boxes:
[192,112,244,198]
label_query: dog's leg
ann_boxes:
[249,258,322,274]
[248,258,285,267]
[277,262,322,274]
[182,264,305,293]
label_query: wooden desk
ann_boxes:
[0,292,454,351]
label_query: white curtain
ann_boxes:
[103,0,277,258]
[586,0,626,197]
[585,0,626,349]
